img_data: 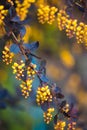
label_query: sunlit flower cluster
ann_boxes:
[12,61,36,98]
[37,6,87,45]
[76,22,84,44]
[37,4,58,24]
[20,78,33,98]
[0,5,8,25]
[82,24,87,46]
[0,1,78,129]
[43,107,54,124]
[57,9,87,46]
[12,60,25,80]
[61,103,70,113]
[36,85,52,105]
[66,19,77,38]
[57,10,69,31]
[57,10,78,38]
[2,46,14,65]
[67,122,76,130]
[15,0,35,20]
[54,120,66,130]
[27,64,36,78]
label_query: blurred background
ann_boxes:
[0,0,87,130]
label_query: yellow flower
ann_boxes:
[82,24,87,46]
[2,46,14,65]
[0,5,8,25]
[67,122,76,130]
[36,85,52,105]
[15,0,35,20]
[54,121,66,130]
[12,60,25,80]
[57,10,69,31]
[66,19,77,38]
[20,78,33,98]
[27,64,36,78]
[76,22,85,44]
[37,4,58,24]
[43,108,54,124]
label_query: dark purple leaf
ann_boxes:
[39,60,46,74]
[51,85,62,98]
[52,85,61,93]
[77,6,84,12]
[63,112,71,118]
[8,6,16,18]
[40,60,46,68]
[16,87,23,97]
[41,102,49,112]
[66,0,74,6]
[60,100,66,108]
[10,44,20,54]
[54,114,58,124]
[68,106,78,118]
[24,41,39,51]
[39,74,49,83]
[20,26,26,37]
[56,93,64,99]
[11,16,20,22]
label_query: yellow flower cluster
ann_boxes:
[61,103,70,113]
[66,19,77,38]
[83,24,87,46]
[67,122,76,130]
[2,46,14,65]
[37,4,58,24]
[0,5,8,25]
[43,108,54,124]
[75,22,87,46]
[76,22,85,44]
[15,0,35,20]
[54,121,66,130]
[57,10,69,31]
[12,60,25,80]
[57,9,87,46]
[36,85,52,105]
[20,78,33,98]
[27,64,36,78]
[12,61,36,98]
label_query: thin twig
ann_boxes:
[11,32,28,60]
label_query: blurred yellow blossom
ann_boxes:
[60,50,75,68]
[23,25,31,43]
